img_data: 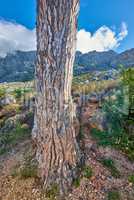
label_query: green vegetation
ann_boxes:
[20,164,37,179]
[73,165,93,188]
[73,177,81,188]
[128,174,134,185]
[91,78,134,161]
[11,153,37,179]
[0,88,6,98]
[72,79,118,94]
[101,158,120,178]
[45,184,59,200]
[91,127,134,161]
[13,88,22,99]
[0,121,31,155]
[82,166,93,179]
[108,189,121,200]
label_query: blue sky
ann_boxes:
[0,0,133,56]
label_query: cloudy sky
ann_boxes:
[0,0,133,57]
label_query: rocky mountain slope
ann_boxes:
[0,48,134,82]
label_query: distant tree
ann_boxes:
[32,0,80,194]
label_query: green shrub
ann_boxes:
[108,189,121,200]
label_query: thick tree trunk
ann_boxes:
[32,0,80,194]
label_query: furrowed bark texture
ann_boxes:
[33,0,80,193]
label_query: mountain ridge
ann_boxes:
[0,48,134,82]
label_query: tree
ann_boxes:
[32,0,80,194]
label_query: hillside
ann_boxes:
[0,49,134,82]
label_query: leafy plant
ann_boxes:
[82,166,93,179]
[128,174,134,185]
[14,88,22,99]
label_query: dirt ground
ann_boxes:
[0,102,134,200]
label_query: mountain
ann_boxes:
[0,51,35,82]
[0,49,134,83]
[74,50,118,75]
[111,48,134,68]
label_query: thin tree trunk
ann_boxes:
[32,0,80,194]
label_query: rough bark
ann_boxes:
[32,0,80,194]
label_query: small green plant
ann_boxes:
[82,166,93,179]
[0,147,7,155]
[128,174,134,185]
[0,121,31,156]
[7,122,31,145]
[73,177,81,188]
[0,88,6,98]
[14,88,22,99]
[108,189,121,200]
[101,158,120,178]
[11,164,20,177]
[20,165,37,179]
[45,184,59,200]
[78,126,84,140]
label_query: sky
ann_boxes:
[0,0,133,57]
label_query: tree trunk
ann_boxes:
[32,0,80,194]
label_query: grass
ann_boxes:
[11,153,38,179]
[101,158,120,178]
[20,164,37,179]
[72,78,119,95]
[108,189,121,200]
[6,122,31,145]
[11,163,37,179]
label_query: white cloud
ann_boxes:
[77,22,128,53]
[0,20,36,57]
[0,20,128,57]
